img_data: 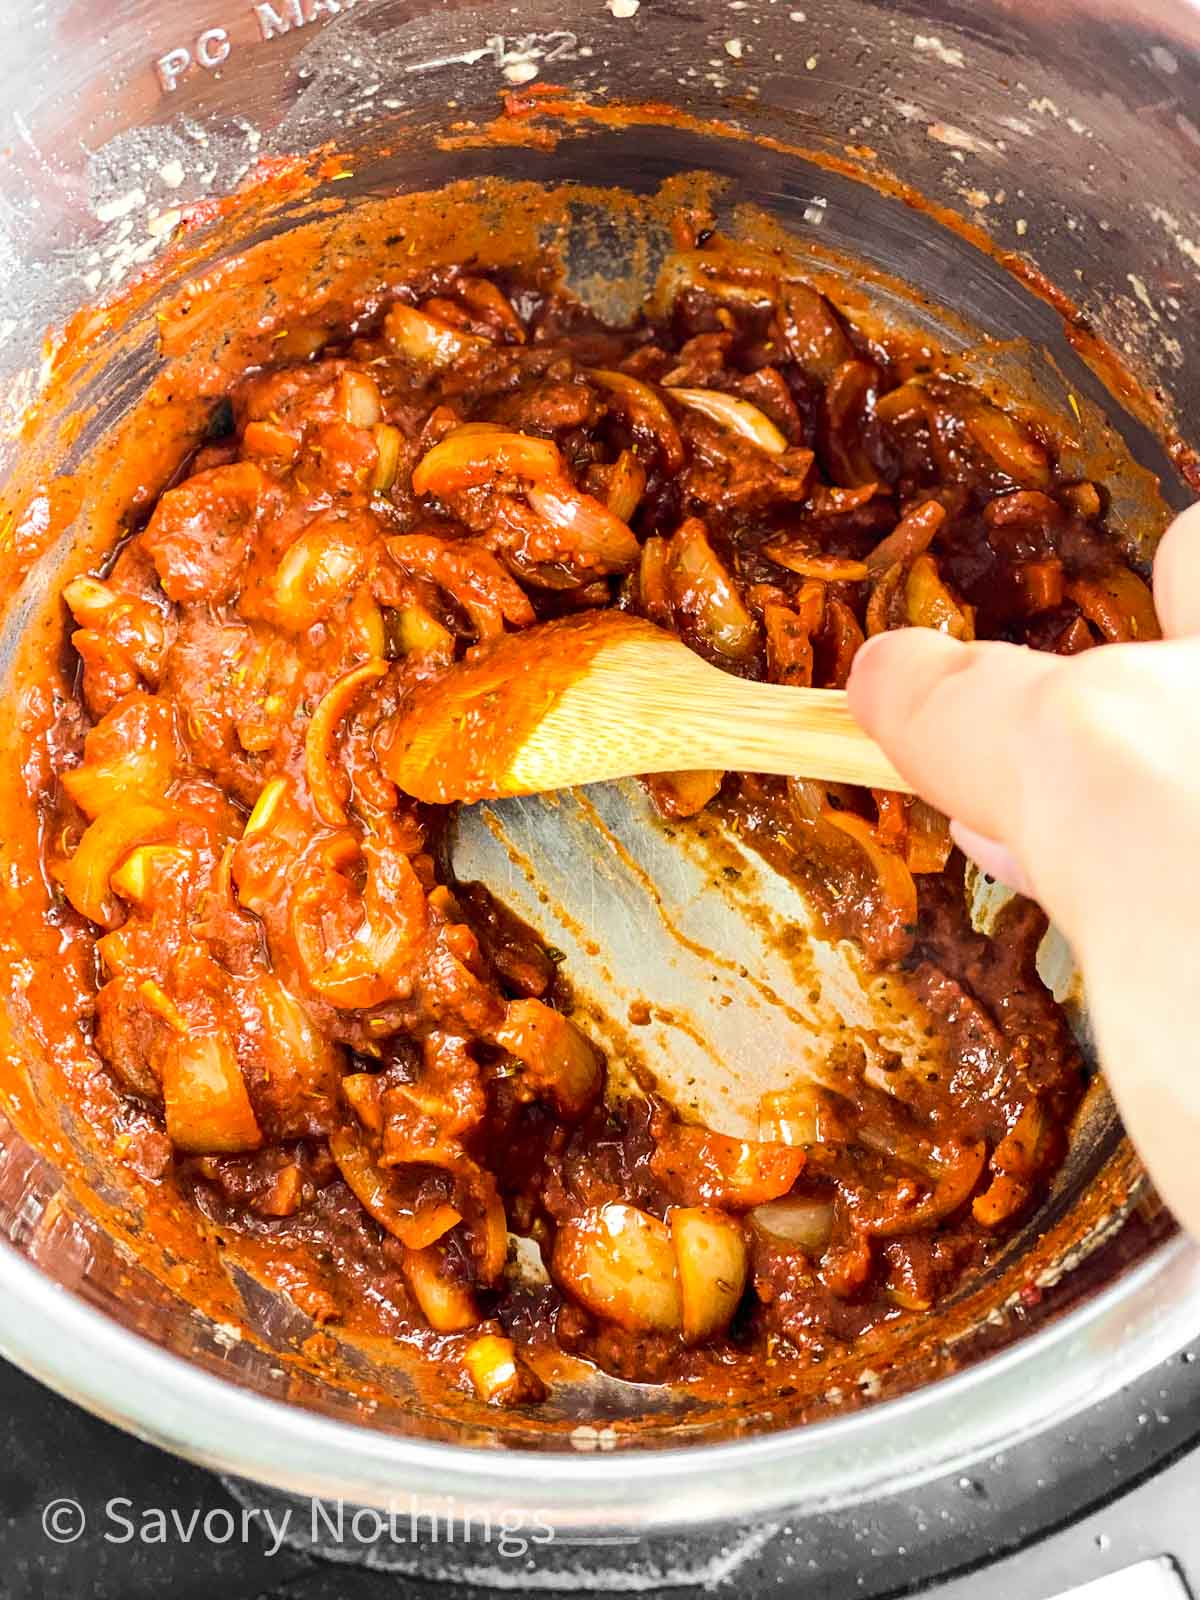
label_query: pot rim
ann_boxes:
[1,1227,1196,1529]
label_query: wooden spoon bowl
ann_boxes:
[383,612,909,804]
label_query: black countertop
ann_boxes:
[6,1346,1200,1600]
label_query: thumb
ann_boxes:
[1153,501,1200,639]
[846,628,1055,850]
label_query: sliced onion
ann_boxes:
[244,972,341,1143]
[750,1197,835,1254]
[61,578,168,681]
[403,1242,480,1332]
[162,1030,263,1155]
[819,597,866,687]
[604,447,646,523]
[403,1203,469,1253]
[758,1086,826,1146]
[991,1096,1045,1179]
[962,397,1051,486]
[61,576,119,628]
[794,579,827,633]
[786,776,851,850]
[232,780,313,920]
[338,369,382,428]
[57,801,172,928]
[137,976,189,1033]
[1067,569,1161,642]
[763,545,868,582]
[808,481,881,515]
[525,480,640,576]
[822,808,919,938]
[762,602,814,687]
[779,281,851,379]
[650,1123,805,1209]
[329,1123,461,1251]
[391,602,455,660]
[290,819,427,1009]
[872,788,908,853]
[270,523,367,632]
[388,532,534,639]
[867,1140,987,1236]
[463,1334,525,1405]
[904,554,975,639]
[822,359,881,485]
[242,775,289,838]
[973,1102,1043,1226]
[304,657,388,827]
[874,382,934,428]
[553,1202,682,1333]
[455,277,526,343]
[642,769,724,820]
[654,250,778,312]
[906,799,953,875]
[491,997,603,1118]
[61,693,174,818]
[970,1173,1029,1230]
[110,844,192,906]
[590,369,685,472]
[865,561,907,637]
[345,583,386,661]
[638,535,672,625]
[383,302,490,368]
[412,426,562,497]
[668,387,789,456]
[865,499,945,577]
[670,1207,748,1343]
[372,423,402,492]
[669,518,760,661]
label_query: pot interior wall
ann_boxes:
[0,0,1196,1489]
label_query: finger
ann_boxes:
[1153,502,1200,639]
[949,820,1033,895]
[847,628,1056,844]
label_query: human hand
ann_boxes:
[847,504,1200,1234]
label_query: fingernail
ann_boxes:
[949,820,1034,896]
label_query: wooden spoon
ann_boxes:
[383,611,911,804]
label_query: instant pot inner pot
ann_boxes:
[0,0,1198,1524]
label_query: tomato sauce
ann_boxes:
[20,224,1160,1409]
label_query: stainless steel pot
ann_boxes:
[1,0,1199,1535]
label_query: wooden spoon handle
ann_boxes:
[509,635,913,794]
[633,674,913,793]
